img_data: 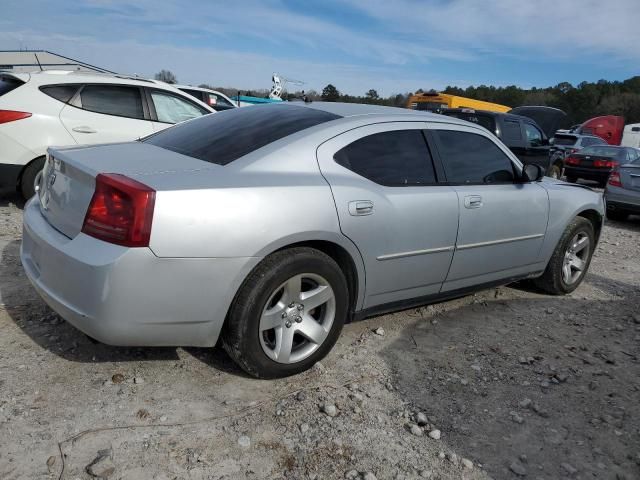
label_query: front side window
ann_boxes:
[334,130,436,186]
[524,123,543,147]
[150,90,208,124]
[433,130,515,184]
[79,85,144,119]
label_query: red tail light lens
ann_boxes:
[593,159,619,168]
[82,173,155,247]
[566,156,580,165]
[0,110,32,124]
[608,172,622,187]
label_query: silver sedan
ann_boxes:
[21,103,605,378]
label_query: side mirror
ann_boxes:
[522,164,545,182]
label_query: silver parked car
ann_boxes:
[604,150,640,221]
[21,103,604,378]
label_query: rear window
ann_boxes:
[0,76,24,97]
[580,146,625,158]
[552,135,577,146]
[144,104,341,165]
[40,84,79,103]
[441,111,496,134]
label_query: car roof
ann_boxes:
[11,70,167,88]
[301,101,469,121]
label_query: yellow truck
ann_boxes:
[407,91,510,113]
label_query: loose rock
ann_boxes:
[509,460,527,476]
[238,435,251,448]
[321,402,338,417]
[428,429,441,440]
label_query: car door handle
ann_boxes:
[464,195,483,209]
[348,200,374,216]
[72,126,97,134]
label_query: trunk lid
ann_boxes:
[38,142,216,239]
[618,163,640,191]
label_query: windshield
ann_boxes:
[552,135,577,146]
[580,146,624,158]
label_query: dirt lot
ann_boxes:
[1,191,639,480]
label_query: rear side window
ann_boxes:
[502,120,522,143]
[553,135,577,146]
[144,104,341,165]
[79,85,144,120]
[40,84,79,103]
[0,76,24,96]
[150,90,207,124]
[580,145,622,158]
[334,130,436,186]
[433,130,515,184]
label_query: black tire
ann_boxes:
[20,157,45,199]
[565,175,578,183]
[222,247,349,378]
[547,164,562,179]
[534,217,595,295]
[606,209,628,221]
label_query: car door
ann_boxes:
[316,122,459,308]
[428,125,549,292]
[147,88,210,132]
[59,84,154,144]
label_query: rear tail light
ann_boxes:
[566,156,580,165]
[0,110,32,124]
[593,159,619,168]
[608,172,622,187]
[82,173,156,247]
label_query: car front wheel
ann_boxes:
[222,247,348,378]
[534,217,595,295]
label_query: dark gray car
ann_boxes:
[604,152,640,220]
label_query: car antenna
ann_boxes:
[33,52,44,71]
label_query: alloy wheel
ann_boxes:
[259,273,336,364]
[562,232,590,285]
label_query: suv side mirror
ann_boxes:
[522,164,545,182]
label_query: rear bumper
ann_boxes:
[21,198,260,347]
[563,166,612,182]
[605,186,640,213]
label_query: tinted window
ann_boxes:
[40,84,79,103]
[209,93,235,108]
[334,130,436,186]
[0,76,24,96]
[433,130,515,184]
[179,89,205,103]
[580,145,624,158]
[553,135,577,146]
[150,90,207,124]
[442,111,496,133]
[144,104,341,165]
[524,123,543,146]
[502,120,522,143]
[80,85,144,119]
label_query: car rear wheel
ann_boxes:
[534,217,594,295]
[20,156,45,199]
[606,209,628,221]
[222,247,348,378]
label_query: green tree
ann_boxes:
[365,89,379,100]
[154,69,177,84]
[321,84,340,102]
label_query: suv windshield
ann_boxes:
[580,146,623,158]
[552,135,577,146]
[144,104,341,165]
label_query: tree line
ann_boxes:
[156,70,640,126]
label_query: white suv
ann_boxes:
[0,71,215,198]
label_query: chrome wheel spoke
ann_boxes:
[573,236,589,253]
[300,284,333,311]
[562,262,572,283]
[260,306,286,331]
[283,275,303,304]
[297,314,329,345]
[274,325,295,363]
[570,256,585,271]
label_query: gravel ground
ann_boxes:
[1,191,639,480]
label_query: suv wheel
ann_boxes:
[534,217,594,295]
[20,157,45,199]
[222,247,348,378]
